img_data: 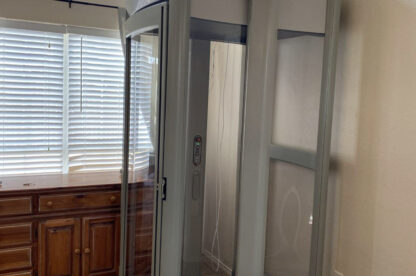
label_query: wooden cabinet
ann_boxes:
[82,215,120,276]
[38,215,120,276]
[38,218,81,276]
[0,182,152,276]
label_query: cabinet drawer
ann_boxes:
[0,271,32,276]
[0,197,32,217]
[0,247,32,272]
[39,191,120,212]
[135,233,152,255]
[0,224,32,248]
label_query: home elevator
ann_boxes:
[119,0,341,276]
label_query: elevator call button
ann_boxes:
[193,135,202,166]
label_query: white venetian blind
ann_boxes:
[0,28,64,176]
[0,26,153,177]
[68,34,125,172]
[129,39,154,171]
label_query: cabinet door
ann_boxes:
[82,215,120,276]
[38,218,81,276]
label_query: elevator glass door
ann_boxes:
[120,3,167,276]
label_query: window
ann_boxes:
[0,26,151,176]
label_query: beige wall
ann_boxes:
[330,0,416,275]
[190,0,248,25]
[0,0,123,29]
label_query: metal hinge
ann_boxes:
[162,177,167,201]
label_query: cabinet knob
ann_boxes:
[74,249,81,255]
[84,248,91,254]
[110,196,116,203]
[46,201,53,207]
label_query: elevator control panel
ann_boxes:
[193,135,202,166]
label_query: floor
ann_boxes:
[200,262,229,276]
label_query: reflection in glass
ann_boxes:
[272,36,324,151]
[126,29,159,276]
[265,161,315,276]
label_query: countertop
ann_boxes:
[0,170,152,192]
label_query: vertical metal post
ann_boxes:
[181,39,210,276]
[119,37,131,276]
[159,0,190,275]
[309,0,341,275]
[235,0,279,275]
[154,5,169,276]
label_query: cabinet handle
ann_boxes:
[46,201,53,207]
[110,196,116,202]
[74,249,81,255]
[84,248,91,254]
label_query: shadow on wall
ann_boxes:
[329,0,416,275]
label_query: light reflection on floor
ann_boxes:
[200,262,229,276]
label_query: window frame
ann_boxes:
[0,18,126,176]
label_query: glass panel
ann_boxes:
[266,34,325,276]
[181,38,245,276]
[200,41,245,276]
[272,36,324,151]
[265,160,315,276]
[126,29,160,276]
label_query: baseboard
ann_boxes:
[201,248,233,276]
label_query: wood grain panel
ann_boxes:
[0,271,32,276]
[39,191,120,213]
[0,223,32,248]
[0,247,32,272]
[135,233,152,255]
[135,211,153,234]
[134,255,151,276]
[82,215,120,276]
[38,218,81,276]
[0,197,32,217]
[132,188,153,205]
